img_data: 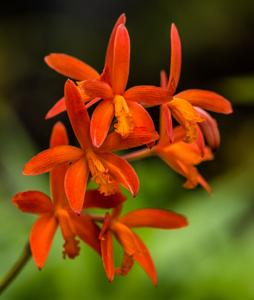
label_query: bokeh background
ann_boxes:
[1,1,254,299]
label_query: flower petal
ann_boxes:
[159,103,174,145]
[111,24,130,94]
[23,145,84,175]
[64,80,91,149]
[100,153,139,197]
[84,189,126,209]
[72,213,101,254]
[119,208,188,229]
[12,191,53,214]
[64,158,89,213]
[45,97,66,120]
[175,89,233,114]
[160,70,168,89]
[79,80,113,99]
[124,86,169,105]
[167,24,181,94]
[44,53,99,80]
[90,100,114,148]
[50,122,69,147]
[100,230,115,282]
[30,214,57,269]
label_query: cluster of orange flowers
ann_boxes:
[12,14,232,285]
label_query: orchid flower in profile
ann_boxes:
[23,80,158,213]
[99,204,188,285]
[158,24,232,144]
[12,122,101,268]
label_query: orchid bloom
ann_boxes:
[12,122,101,268]
[159,24,232,144]
[99,203,188,285]
[23,80,158,213]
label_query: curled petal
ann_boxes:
[119,208,188,229]
[64,158,89,213]
[64,80,91,149]
[195,107,220,149]
[175,89,233,114]
[124,86,169,106]
[72,214,101,254]
[79,80,113,99]
[100,153,139,197]
[12,191,53,214]
[45,53,99,80]
[84,189,126,209]
[167,24,182,94]
[111,24,130,94]
[30,214,57,269]
[90,100,114,148]
[100,230,115,282]
[23,145,84,175]
[45,97,66,120]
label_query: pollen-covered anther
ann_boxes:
[86,150,119,196]
[113,95,134,138]
[183,122,198,143]
[63,237,80,259]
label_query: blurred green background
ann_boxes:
[0,1,254,299]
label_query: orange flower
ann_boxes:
[12,122,102,268]
[99,204,188,285]
[159,24,232,144]
[23,80,158,213]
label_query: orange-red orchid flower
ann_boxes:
[159,24,232,144]
[12,122,102,268]
[99,204,188,285]
[23,80,158,213]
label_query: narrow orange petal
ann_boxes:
[64,158,89,213]
[111,24,130,94]
[30,214,57,269]
[72,213,101,254]
[90,100,114,148]
[44,53,99,80]
[12,191,53,214]
[45,97,66,120]
[84,189,126,209]
[124,86,169,105]
[100,230,115,282]
[50,122,69,148]
[79,80,113,99]
[119,208,188,229]
[167,24,182,94]
[159,103,174,145]
[64,80,91,149]
[23,145,84,175]
[160,70,168,89]
[175,89,233,114]
[103,13,126,80]
[100,153,139,197]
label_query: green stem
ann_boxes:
[0,241,31,295]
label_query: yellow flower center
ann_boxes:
[86,149,119,195]
[113,95,134,138]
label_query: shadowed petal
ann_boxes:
[119,208,188,229]
[124,86,169,105]
[64,158,89,213]
[12,191,53,214]
[84,189,126,209]
[64,80,91,149]
[45,53,99,80]
[111,24,130,94]
[175,89,233,114]
[100,153,139,197]
[45,97,66,120]
[72,214,101,254]
[23,145,84,175]
[30,214,57,269]
[160,104,174,145]
[90,100,114,148]
[100,230,115,282]
[167,24,182,94]
[79,80,113,99]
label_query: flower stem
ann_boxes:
[0,241,31,295]
[121,147,154,161]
